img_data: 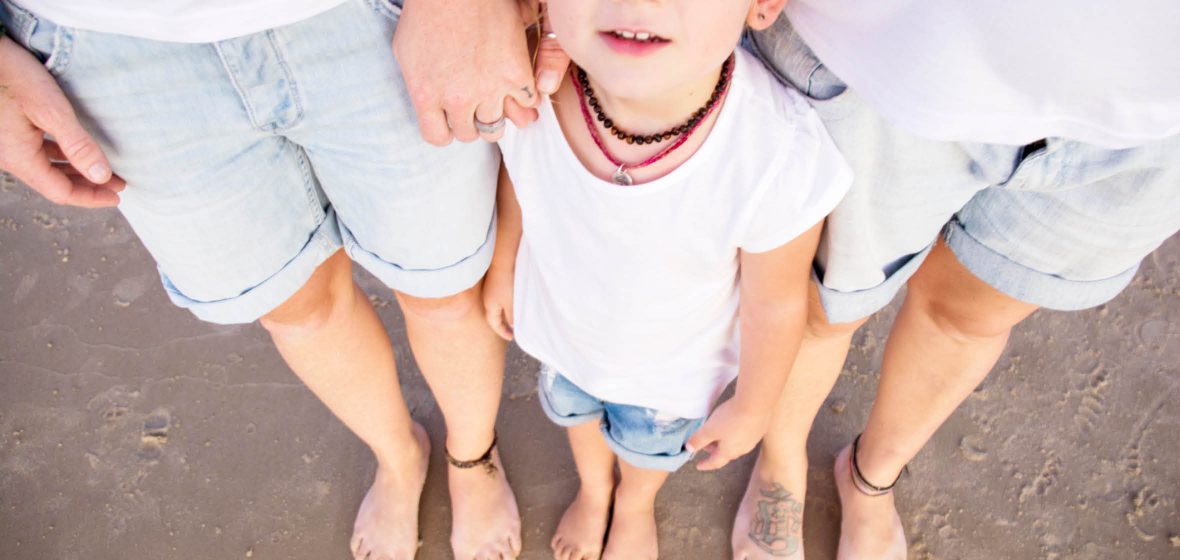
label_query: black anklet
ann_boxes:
[445,432,498,476]
[849,434,904,497]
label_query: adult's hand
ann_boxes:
[393,0,570,145]
[0,36,124,208]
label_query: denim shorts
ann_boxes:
[537,364,704,472]
[1,0,498,324]
[746,20,1180,324]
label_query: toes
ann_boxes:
[351,536,363,557]
[354,540,370,560]
[508,534,522,556]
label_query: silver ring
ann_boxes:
[474,114,507,134]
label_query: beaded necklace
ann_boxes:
[571,54,734,186]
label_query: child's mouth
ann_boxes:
[600,29,670,55]
[607,30,669,43]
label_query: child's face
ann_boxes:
[546,0,766,100]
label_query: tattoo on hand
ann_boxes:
[748,483,803,557]
[521,86,534,99]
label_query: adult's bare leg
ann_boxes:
[733,283,868,559]
[259,250,428,560]
[396,282,521,559]
[835,240,1038,559]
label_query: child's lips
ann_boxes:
[599,30,670,56]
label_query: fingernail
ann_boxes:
[87,163,110,183]
[538,71,560,95]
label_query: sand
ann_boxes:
[1,170,1178,559]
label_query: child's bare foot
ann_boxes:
[551,483,613,560]
[731,456,806,559]
[449,446,522,559]
[833,443,907,560]
[601,493,658,560]
[350,422,430,560]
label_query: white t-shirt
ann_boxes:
[15,0,349,42]
[787,0,1180,148]
[498,50,852,419]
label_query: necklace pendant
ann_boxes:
[612,165,634,186]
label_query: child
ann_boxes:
[484,0,851,557]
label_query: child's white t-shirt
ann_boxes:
[498,49,852,419]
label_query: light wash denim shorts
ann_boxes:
[1,0,498,324]
[746,19,1180,324]
[537,364,704,472]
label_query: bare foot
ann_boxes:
[601,495,658,560]
[833,444,907,560]
[351,422,430,560]
[732,457,806,559]
[551,483,613,560]
[449,447,522,559]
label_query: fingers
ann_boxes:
[415,104,453,147]
[474,102,508,143]
[485,304,514,341]
[533,31,570,96]
[446,99,481,143]
[503,97,537,129]
[687,428,734,471]
[16,78,114,186]
[15,150,121,208]
[695,447,735,471]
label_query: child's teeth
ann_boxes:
[635,32,651,41]
[619,30,636,39]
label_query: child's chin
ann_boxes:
[586,72,677,101]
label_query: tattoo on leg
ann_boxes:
[748,483,803,557]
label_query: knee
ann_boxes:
[802,281,869,339]
[395,284,481,323]
[259,251,355,334]
[906,281,1022,342]
[903,240,1039,342]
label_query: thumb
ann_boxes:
[686,426,715,455]
[24,89,112,184]
[533,32,570,96]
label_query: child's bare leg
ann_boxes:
[552,421,616,560]
[602,460,670,560]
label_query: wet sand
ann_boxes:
[1,170,1178,559]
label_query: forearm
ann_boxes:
[733,298,808,412]
[490,164,522,275]
[732,221,825,413]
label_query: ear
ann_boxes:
[746,0,788,31]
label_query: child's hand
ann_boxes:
[483,266,515,341]
[686,399,771,471]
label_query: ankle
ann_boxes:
[444,430,498,463]
[576,479,616,503]
[849,437,905,491]
[372,425,428,469]
[754,449,808,479]
[612,487,657,514]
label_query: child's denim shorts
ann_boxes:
[746,19,1180,324]
[537,364,704,472]
[0,0,498,324]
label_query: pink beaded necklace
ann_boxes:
[571,54,735,186]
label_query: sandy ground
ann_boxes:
[0,169,1178,560]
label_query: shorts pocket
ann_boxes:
[1,1,74,76]
[365,0,402,21]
